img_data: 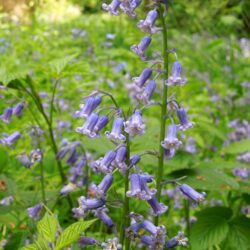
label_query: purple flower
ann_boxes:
[0,196,14,206]
[112,146,127,173]
[0,107,13,123]
[27,203,42,220]
[101,238,122,250]
[166,232,188,248]
[30,149,43,164]
[164,148,176,159]
[91,174,113,198]
[66,144,79,165]
[0,132,21,146]
[102,0,121,15]
[92,150,117,173]
[94,115,109,136]
[79,236,98,247]
[131,36,152,60]
[75,96,101,119]
[120,0,141,18]
[147,195,168,216]
[16,153,32,168]
[177,108,193,131]
[233,167,249,179]
[76,113,99,138]
[126,173,141,198]
[137,9,159,34]
[105,117,125,141]
[179,184,205,203]
[161,124,182,150]
[70,158,85,182]
[132,68,153,87]
[126,221,143,240]
[93,206,114,227]
[78,196,105,212]
[129,154,141,167]
[13,103,24,117]
[138,80,156,105]
[60,182,77,196]
[124,109,146,136]
[185,137,196,154]
[166,61,187,86]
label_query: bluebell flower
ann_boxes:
[101,238,122,250]
[66,144,79,166]
[179,184,205,203]
[13,103,24,117]
[16,153,32,168]
[147,195,168,216]
[60,182,77,196]
[112,146,127,173]
[30,149,43,164]
[102,0,121,15]
[94,115,109,136]
[75,96,101,119]
[0,132,21,146]
[126,173,141,198]
[120,0,141,18]
[161,124,182,150]
[27,203,42,220]
[0,107,13,123]
[76,113,99,138]
[92,150,117,173]
[131,36,152,60]
[166,232,188,248]
[93,206,114,227]
[78,196,105,213]
[91,174,113,198]
[70,158,85,183]
[138,80,156,105]
[177,108,193,131]
[232,167,249,179]
[129,154,141,167]
[79,236,99,247]
[164,148,176,159]
[0,196,14,206]
[126,221,143,240]
[132,68,153,87]
[166,61,187,86]
[105,117,126,141]
[137,9,159,34]
[124,109,146,136]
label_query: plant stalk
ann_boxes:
[155,3,169,226]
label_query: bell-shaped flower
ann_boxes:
[161,124,182,150]
[105,117,126,141]
[166,61,187,86]
[137,9,159,34]
[102,0,121,16]
[131,36,151,60]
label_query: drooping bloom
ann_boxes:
[0,196,14,206]
[66,144,79,166]
[137,80,156,105]
[120,0,142,18]
[79,236,99,247]
[75,96,101,119]
[60,182,77,196]
[132,68,153,87]
[76,113,99,138]
[105,117,126,141]
[129,154,141,167]
[70,158,85,183]
[137,9,159,34]
[161,124,182,150]
[232,167,249,179]
[27,203,42,220]
[0,107,13,123]
[13,103,24,117]
[177,108,193,131]
[166,61,187,86]
[112,146,127,173]
[126,221,143,240]
[16,153,32,168]
[30,149,43,164]
[165,232,188,248]
[92,150,117,173]
[147,195,168,216]
[93,206,114,227]
[124,109,146,136]
[102,0,121,15]
[94,115,109,136]
[91,174,113,198]
[0,132,21,146]
[179,184,205,203]
[131,36,152,60]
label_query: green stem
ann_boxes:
[39,161,46,205]
[155,3,169,226]
[120,134,131,249]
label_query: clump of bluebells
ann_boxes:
[54,0,206,249]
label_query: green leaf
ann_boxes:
[5,232,24,250]
[228,216,250,250]
[223,139,250,154]
[55,219,97,250]
[0,67,28,86]
[37,212,58,244]
[49,54,78,75]
[190,207,232,250]
[19,244,38,250]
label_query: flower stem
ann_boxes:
[155,3,169,226]
[120,134,131,249]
